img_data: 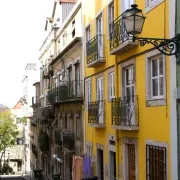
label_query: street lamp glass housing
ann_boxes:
[124,4,146,36]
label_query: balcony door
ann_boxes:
[96,14,103,58]
[97,77,104,124]
[75,63,81,97]
[124,65,135,125]
[68,67,73,97]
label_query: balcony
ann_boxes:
[88,100,105,128]
[86,34,105,67]
[47,80,83,104]
[32,96,40,108]
[62,131,75,152]
[111,95,139,130]
[47,90,54,105]
[109,13,138,55]
[42,106,54,121]
[54,129,62,146]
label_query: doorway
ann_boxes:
[97,149,104,180]
[109,151,116,180]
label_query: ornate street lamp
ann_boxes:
[123,4,180,58]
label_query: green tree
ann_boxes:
[0,110,19,168]
[19,117,27,124]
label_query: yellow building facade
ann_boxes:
[83,0,177,179]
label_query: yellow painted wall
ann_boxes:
[83,0,171,179]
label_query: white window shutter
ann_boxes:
[145,0,149,7]
[108,73,111,101]
[101,78,104,99]
[122,69,125,96]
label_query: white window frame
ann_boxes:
[124,65,135,97]
[146,140,168,180]
[145,0,164,13]
[96,11,103,35]
[107,0,114,39]
[123,138,138,180]
[121,0,134,13]
[86,25,91,43]
[150,56,164,99]
[97,77,104,101]
[146,49,166,106]
[120,59,136,97]
[108,71,115,101]
[86,142,92,157]
[86,79,92,109]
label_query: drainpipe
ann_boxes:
[175,0,180,178]
[115,55,120,180]
[80,1,86,154]
[114,0,120,179]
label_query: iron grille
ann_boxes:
[109,12,132,51]
[47,90,55,104]
[88,100,105,124]
[86,34,105,64]
[111,95,139,126]
[62,131,75,151]
[146,145,167,180]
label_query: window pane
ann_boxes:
[152,59,158,77]
[159,56,163,75]
[152,78,158,96]
[126,87,130,97]
[126,69,130,85]
[159,77,164,96]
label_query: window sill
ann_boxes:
[146,98,166,107]
[145,0,164,14]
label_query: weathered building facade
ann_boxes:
[47,1,84,179]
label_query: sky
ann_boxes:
[0,0,53,108]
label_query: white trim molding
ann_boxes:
[169,0,178,179]
[120,58,136,97]
[145,49,166,106]
[96,143,105,179]
[122,137,138,180]
[145,0,164,13]
[108,134,116,180]
[146,140,168,179]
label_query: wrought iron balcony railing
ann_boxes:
[54,129,62,146]
[32,96,40,108]
[86,34,105,67]
[47,80,83,104]
[111,95,139,130]
[47,90,55,104]
[62,131,75,151]
[88,100,105,127]
[109,13,137,54]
